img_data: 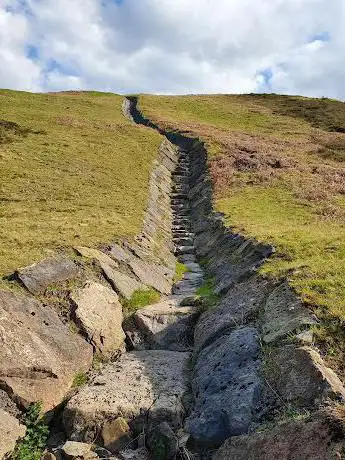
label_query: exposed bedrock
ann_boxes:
[125,97,345,459]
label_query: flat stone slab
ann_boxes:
[128,258,172,295]
[75,247,118,269]
[262,282,316,343]
[134,300,199,351]
[213,408,345,460]
[17,256,79,294]
[0,408,26,458]
[105,243,132,263]
[264,345,345,408]
[100,262,143,299]
[71,281,125,356]
[194,277,271,354]
[0,290,93,410]
[64,350,191,441]
[186,327,261,448]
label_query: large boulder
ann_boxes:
[213,408,345,460]
[70,281,125,356]
[134,299,199,351]
[100,262,143,299]
[186,327,261,448]
[64,350,191,441]
[194,276,271,354]
[0,291,93,410]
[0,408,26,459]
[261,282,316,343]
[264,345,345,408]
[16,256,79,295]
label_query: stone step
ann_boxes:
[175,245,195,255]
[173,237,194,246]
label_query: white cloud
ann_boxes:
[0,0,344,97]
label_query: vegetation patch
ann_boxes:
[196,278,219,309]
[123,287,160,312]
[12,402,49,460]
[0,90,161,278]
[173,261,189,283]
[72,371,88,388]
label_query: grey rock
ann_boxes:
[264,345,345,408]
[128,258,172,295]
[75,246,118,269]
[186,327,261,447]
[64,350,190,440]
[0,408,26,458]
[61,440,93,458]
[119,448,149,460]
[148,422,178,460]
[100,262,143,299]
[262,282,316,343]
[17,256,78,294]
[213,408,345,460]
[106,243,132,263]
[134,300,199,351]
[0,389,21,418]
[0,290,93,411]
[194,277,271,354]
[70,281,125,356]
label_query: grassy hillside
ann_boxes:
[140,94,345,376]
[0,90,161,277]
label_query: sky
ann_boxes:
[0,0,344,97]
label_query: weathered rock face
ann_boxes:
[261,282,316,343]
[100,262,143,299]
[17,256,79,294]
[0,408,26,459]
[213,409,345,460]
[186,327,261,448]
[128,258,172,295]
[194,276,271,355]
[63,350,190,441]
[264,345,345,408]
[0,290,93,410]
[71,281,125,356]
[134,300,199,351]
[75,247,118,269]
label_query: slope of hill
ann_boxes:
[0,90,161,279]
[140,93,345,377]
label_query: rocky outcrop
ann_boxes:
[186,327,261,447]
[0,408,26,458]
[0,290,93,410]
[127,97,345,458]
[17,256,79,294]
[63,350,191,442]
[100,262,144,299]
[70,281,125,356]
[133,299,199,351]
[213,408,345,460]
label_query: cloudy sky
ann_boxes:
[0,0,344,97]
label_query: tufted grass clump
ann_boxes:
[173,261,189,283]
[72,371,88,388]
[12,402,49,460]
[123,288,161,312]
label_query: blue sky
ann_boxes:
[0,0,343,97]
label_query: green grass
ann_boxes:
[12,402,49,460]
[196,278,220,309]
[72,371,88,388]
[122,287,160,311]
[140,93,345,377]
[0,90,161,278]
[173,261,189,283]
